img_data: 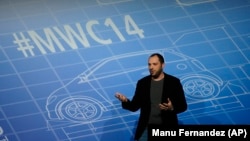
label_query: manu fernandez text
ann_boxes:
[152,128,226,137]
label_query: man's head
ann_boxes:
[148,53,165,79]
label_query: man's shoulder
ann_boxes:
[164,73,180,81]
[138,75,151,82]
[138,72,180,82]
[138,73,180,82]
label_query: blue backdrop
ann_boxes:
[0,0,250,140]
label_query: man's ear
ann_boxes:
[162,63,165,68]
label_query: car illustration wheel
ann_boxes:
[58,97,102,122]
[181,75,220,99]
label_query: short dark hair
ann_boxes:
[149,53,164,64]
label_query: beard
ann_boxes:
[150,68,163,79]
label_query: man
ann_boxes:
[115,53,187,141]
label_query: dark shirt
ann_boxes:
[148,79,164,124]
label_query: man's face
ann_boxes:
[148,56,164,78]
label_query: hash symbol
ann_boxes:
[13,32,35,57]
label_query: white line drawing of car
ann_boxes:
[96,0,133,5]
[45,48,250,140]
[45,48,224,126]
[162,50,223,101]
[176,0,217,6]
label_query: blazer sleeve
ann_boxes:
[121,80,144,112]
[170,78,188,114]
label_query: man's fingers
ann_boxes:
[167,98,171,102]
[115,92,127,102]
[159,103,169,110]
[115,94,122,100]
[115,93,120,98]
[162,103,168,106]
[159,103,173,111]
[159,103,167,108]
